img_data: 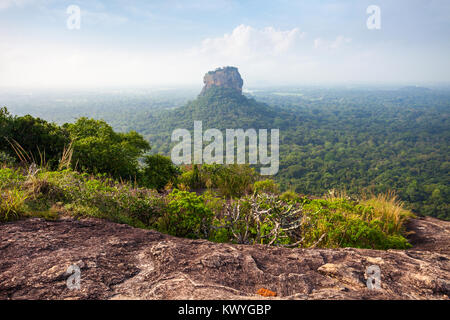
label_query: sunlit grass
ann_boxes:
[361,191,415,234]
[324,188,351,202]
[0,188,28,222]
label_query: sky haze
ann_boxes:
[1,0,449,88]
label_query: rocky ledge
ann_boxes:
[200,66,244,96]
[0,216,449,300]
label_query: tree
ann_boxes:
[1,108,70,167]
[140,154,180,190]
[0,107,13,151]
[64,118,150,178]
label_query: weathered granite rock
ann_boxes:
[200,66,244,96]
[0,216,448,300]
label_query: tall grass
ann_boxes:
[361,191,415,234]
[5,138,48,169]
[0,188,28,222]
[324,189,351,201]
[58,142,74,171]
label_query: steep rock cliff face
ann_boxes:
[0,216,449,300]
[200,66,244,96]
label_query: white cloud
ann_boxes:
[0,0,34,10]
[313,38,324,49]
[314,35,352,50]
[0,25,351,88]
[0,41,191,87]
[0,24,360,88]
[4,23,441,88]
[82,10,129,26]
[169,0,234,11]
[195,24,305,61]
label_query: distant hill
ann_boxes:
[398,86,432,93]
[139,67,296,154]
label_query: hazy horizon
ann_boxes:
[2,82,450,92]
[1,0,450,88]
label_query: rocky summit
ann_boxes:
[0,216,449,300]
[200,66,244,96]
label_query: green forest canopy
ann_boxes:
[1,86,449,220]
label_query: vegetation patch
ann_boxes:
[0,164,414,249]
[0,107,417,249]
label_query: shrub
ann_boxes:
[18,169,164,228]
[140,154,180,191]
[177,164,257,198]
[177,165,203,189]
[300,197,413,249]
[115,188,165,227]
[0,161,414,250]
[279,190,300,203]
[216,164,257,198]
[207,193,413,249]
[0,151,15,166]
[202,190,226,216]
[254,179,280,194]
[177,171,194,189]
[0,188,28,222]
[0,168,25,189]
[160,189,214,239]
[210,193,302,245]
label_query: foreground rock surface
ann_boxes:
[0,216,449,300]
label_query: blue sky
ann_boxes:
[1,0,449,87]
